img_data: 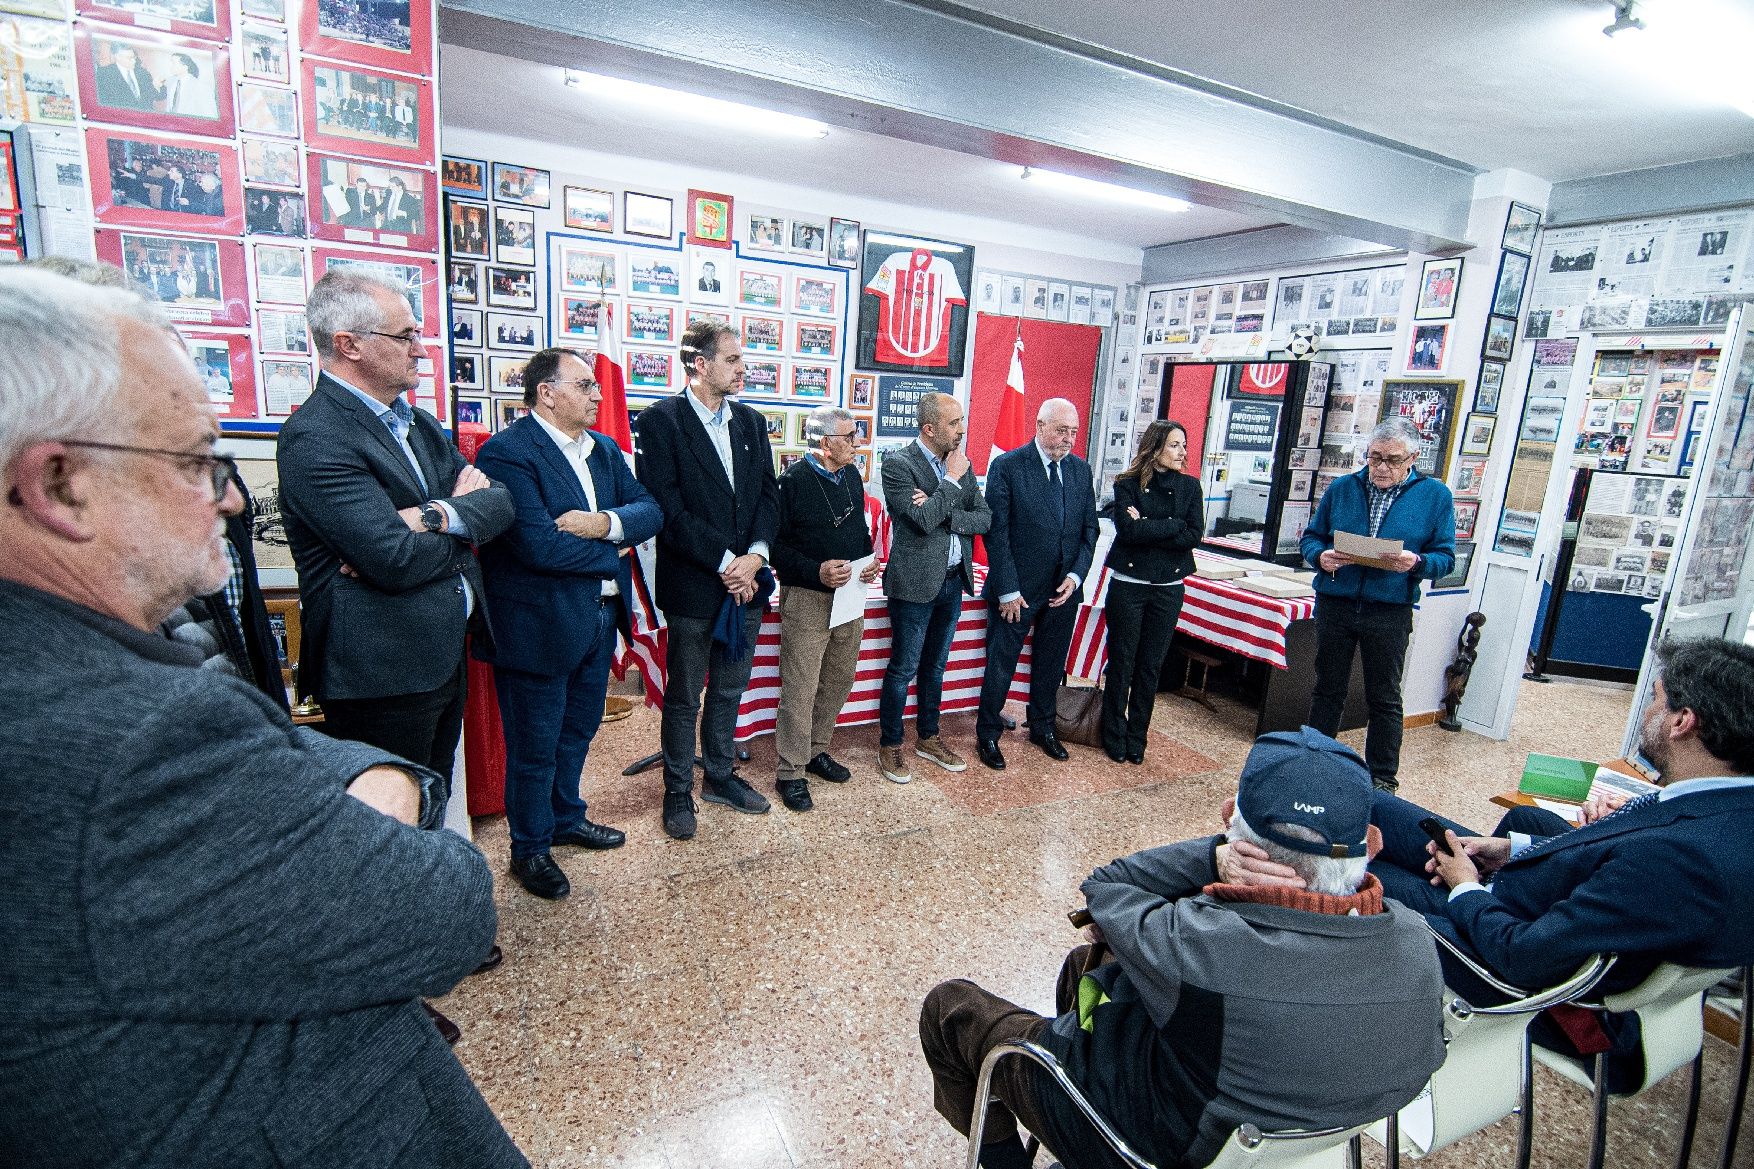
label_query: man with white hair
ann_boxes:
[0,267,524,1167]
[975,397,1097,770]
[770,405,881,811]
[919,726,1445,1169]
[1300,416,1455,792]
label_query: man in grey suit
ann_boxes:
[0,267,525,1167]
[877,391,990,784]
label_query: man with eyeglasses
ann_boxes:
[472,349,661,898]
[1300,416,1456,792]
[770,405,880,811]
[0,268,525,1166]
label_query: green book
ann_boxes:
[1519,753,1598,801]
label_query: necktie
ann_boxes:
[1519,791,1657,864]
[1049,459,1064,524]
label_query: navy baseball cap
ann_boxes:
[1236,726,1373,859]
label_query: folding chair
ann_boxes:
[966,1038,1367,1169]
[1716,966,1751,1169]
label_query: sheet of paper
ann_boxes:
[830,555,874,629]
[1334,529,1405,569]
[1533,798,1584,823]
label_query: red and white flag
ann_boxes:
[989,333,1030,467]
[593,301,633,460]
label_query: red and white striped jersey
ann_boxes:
[865,248,965,365]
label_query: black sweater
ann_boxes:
[772,458,874,592]
[1109,469,1204,584]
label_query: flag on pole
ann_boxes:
[990,332,1030,467]
[593,300,633,457]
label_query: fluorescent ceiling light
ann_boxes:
[1020,166,1189,212]
[1590,0,1754,118]
[563,70,829,138]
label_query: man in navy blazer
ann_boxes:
[976,397,1098,770]
[475,349,661,900]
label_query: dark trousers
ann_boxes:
[660,608,763,794]
[493,598,618,862]
[1099,580,1183,757]
[880,570,964,746]
[321,658,467,812]
[977,594,1077,742]
[1307,597,1414,786]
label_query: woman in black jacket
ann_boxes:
[1102,420,1204,763]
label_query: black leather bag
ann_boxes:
[1054,683,1105,748]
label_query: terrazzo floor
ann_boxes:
[438,675,1752,1169]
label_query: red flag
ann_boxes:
[593,300,633,457]
[990,333,1030,466]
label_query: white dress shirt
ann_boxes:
[532,412,623,596]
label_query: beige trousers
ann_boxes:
[775,585,863,781]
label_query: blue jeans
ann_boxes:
[880,571,964,746]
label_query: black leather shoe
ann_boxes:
[1029,730,1070,761]
[662,791,697,839]
[1104,746,1126,763]
[977,739,1006,770]
[423,1002,461,1045]
[776,778,813,812]
[553,820,626,849]
[509,852,570,900]
[1126,752,1144,765]
[805,752,851,783]
[470,945,503,976]
[702,772,771,814]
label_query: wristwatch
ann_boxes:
[420,502,446,533]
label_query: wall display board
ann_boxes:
[1270,264,1403,342]
[1377,378,1459,481]
[1572,348,1717,474]
[1492,340,1576,557]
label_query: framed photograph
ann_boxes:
[1023,278,1048,320]
[492,162,550,208]
[488,354,529,395]
[623,302,675,344]
[1490,250,1531,318]
[308,152,435,250]
[495,398,531,429]
[847,373,874,410]
[304,61,432,165]
[441,156,486,200]
[299,0,432,75]
[629,253,681,299]
[259,359,312,417]
[1453,499,1480,541]
[486,311,539,352]
[1483,315,1517,362]
[77,26,237,132]
[743,359,782,395]
[740,313,783,354]
[313,247,438,329]
[857,231,973,375]
[738,269,782,311]
[238,83,299,138]
[556,295,601,341]
[447,260,479,305]
[98,228,248,326]
[791,363,832,399]
[1502,202,1542,255]
[686,188,732,248]
[493,204,535,267]
[1648,400,1682,439]
[77,0,230,41]
[87,127,243,234]
[239,24,288,83]
[563,185,613,232]
[788,412,809,446]
[256,307,309,355]
[450,352,481,388]
[789,216,826,257]
[1453,455,1487,497]
[449,306,481,349]
[244,186,305,237]
[1406,322,1449,373]
[559,244,617,293]
[1047,281,1070,322]
[759,409,786,442]
[1434,541,1475,590]
[745,211,785,252]
[623,190,673,239]
[1460,412,1497,456]
[486,264,536,310]
[1378,378,1462,480]
[794,320,838,357]
[793,275,837,317]
[186,331,259,424]
[1476,360,1506,414]
[690,251,728,304]
[828,216,860,268]
[454,394,488,428]
[627,350,673,389]
[852,415,871,446]
[1413,257,1462,321]
[253,241,307,305]
[446,198,488,258]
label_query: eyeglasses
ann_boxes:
[545,378,598,394]
[1365,451,1413,467]
[365,329,423,348]
[823,430,857,441]
[59,440,237,502]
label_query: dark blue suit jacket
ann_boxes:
[982,443,1097,607]
[1440,784,1754,995]
[473,417,660,677]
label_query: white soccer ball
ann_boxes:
[1286,326,1320,359]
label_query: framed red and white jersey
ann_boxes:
[856,231,974,376]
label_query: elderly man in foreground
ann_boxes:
[920,727,1445,1169]
[0,269,524,1167]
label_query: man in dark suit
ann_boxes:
[634,320,779,840]
[94,43,158,111]
[975,397,1097,770]
[379,175,422,235]
[1359,637,1754,1086]
[474,349,661,899]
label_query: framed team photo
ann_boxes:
[300,0,432,74]
[624,301,675,344]
[238,83,300,138]
[446,198,489,259]
[308,152,435,251]
[86,127,243,234]
[556,295,601,341]
[486,311,539,352]
[485,264,536,310]
[96,227,249,326]
[794,320,838,358]
[76,26,235,137]
[76,0,230,42]
[793,275,837,317]
[304,60,433,165]
[563,185,613,232]
[627,349,673,389]
[738,269,781,311]
[743,358,782,396]
[856,231,973,376]
[623,190,672,239]
[790,363,832,399]
[492,161,549,208]
[441,156,487,200]
[493,204,535,267]
[629,253,681,299]
[558,244,617,294]
[313,246,439,330]
[740,313,782,354]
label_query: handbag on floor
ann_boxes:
[1054,683,1104,748]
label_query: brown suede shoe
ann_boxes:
[877,744,911,784]
[915,735,967,773]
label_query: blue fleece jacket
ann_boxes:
[1300,467,1456,605]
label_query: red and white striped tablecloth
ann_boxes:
[1177,576,1317,670]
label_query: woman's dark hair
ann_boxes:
[1655,638,1754,773]
[1118,420,1187,487]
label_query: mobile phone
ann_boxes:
[1418,817,1455,856]
[1067,907,1093,929]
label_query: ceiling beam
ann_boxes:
[1547,153,1754,228]
[438,0,1480,253]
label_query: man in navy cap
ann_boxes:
[919,727,1445,1169]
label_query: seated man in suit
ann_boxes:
[0,267,525,1166]
[475,349,661,899]
[921,728,1445,1169]
[1363,637,1754,1086]
[975,397,1097,770]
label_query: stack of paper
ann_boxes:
[1233,575,1315,598]
[1192,555,1249,580]
[1334,530,1405,570]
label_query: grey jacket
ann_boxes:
[0,580,525,1169]
[1038,836,1445,1169]
[880,439,991,603]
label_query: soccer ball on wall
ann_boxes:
[1286,325,1321,359]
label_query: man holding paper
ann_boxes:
[771,405,880,812]
[1300,417,1455,791]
